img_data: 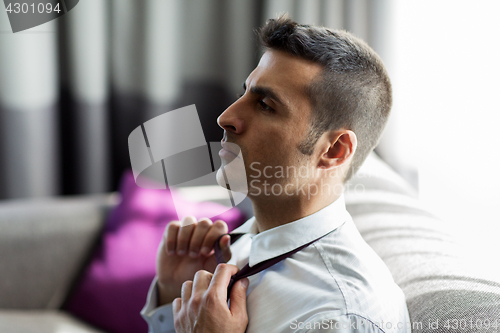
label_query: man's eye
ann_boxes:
[258,100,274,112]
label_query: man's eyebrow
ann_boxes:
[243,82,287,107]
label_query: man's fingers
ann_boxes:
[200,220,229,256]
[164,221,180,255]
[181,280,193,304]
[176,216,197,255]
[209,264,240,300]
[219,234,232,262]
[229,278,249,319]
[188,218,213,258]
[192,270,213,295]
[172,297,182,315]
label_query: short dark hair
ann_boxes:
[258,15,392,181]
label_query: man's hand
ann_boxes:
[172,264,249,333]
[156,216,232,305]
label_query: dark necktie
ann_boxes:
[214,231,332,299]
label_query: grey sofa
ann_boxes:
[1,153,499,333]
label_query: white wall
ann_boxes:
[392,0,500,266]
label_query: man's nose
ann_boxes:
[217,101,245,135]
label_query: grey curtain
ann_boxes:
[0,0,395,199]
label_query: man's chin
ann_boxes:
[216,167,247,193]
[215,168,228,189]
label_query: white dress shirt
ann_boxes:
[141,195,411,332]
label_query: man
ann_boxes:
[142,16,410,333]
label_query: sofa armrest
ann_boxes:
[0,194,117,310]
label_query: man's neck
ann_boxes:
[249,191,343,233]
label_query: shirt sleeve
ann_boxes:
[140,277,176,333]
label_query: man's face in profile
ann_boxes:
[216,50,323,197]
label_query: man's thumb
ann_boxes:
[229,278,249,315]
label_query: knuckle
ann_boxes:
[194,270,212,282]
[213,220,228,232]
[197,218,212,228]
[215,263,227,273]
[181,216,197,227]
[194,270,205,280]
[200,295,211,308]
[180,222,196,234]
[189,294,201,306]
[168,220,180,228]
[166,221,179,233]
[172,297,181,310]
[240,313,249,325]
[205,289,221,303]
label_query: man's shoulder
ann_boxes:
[318,216,394,280]
[245,216,410,333]
[308,217,410,330]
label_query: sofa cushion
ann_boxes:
[345,153,500,332]
[65,171,247,333]
[0,194,114,310]
[0,310,104,333]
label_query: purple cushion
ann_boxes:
[65,171,247,333]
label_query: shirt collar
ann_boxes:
[232,195,349,267]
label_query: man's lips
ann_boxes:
[220,141,240,160]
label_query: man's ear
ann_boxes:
[318,130,357,169]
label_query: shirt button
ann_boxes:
[159,314,165,322]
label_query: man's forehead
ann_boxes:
[259,50,321,72]
[247,50,323,101]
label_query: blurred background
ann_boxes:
[0,0,499,261]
